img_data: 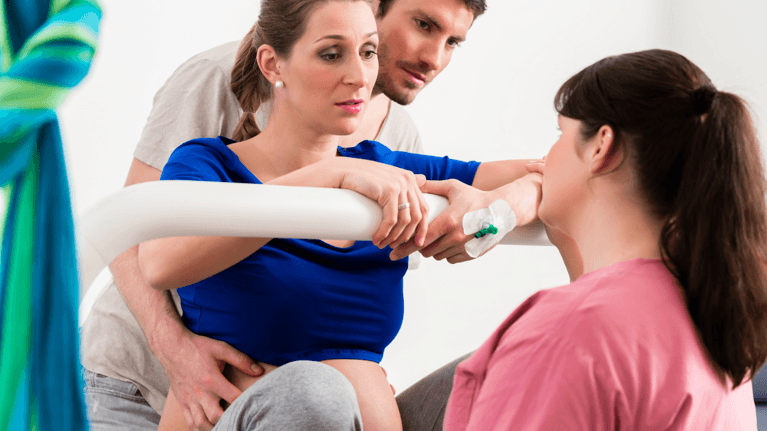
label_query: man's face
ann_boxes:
[375,0,474,105]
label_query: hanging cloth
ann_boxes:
[0,0,102,429]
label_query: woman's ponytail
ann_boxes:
[662,89,767,387]
[231,24,270,141]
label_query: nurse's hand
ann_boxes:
[389,179,498,263]
[389,174,542,263]
[525,158,544,175]
[525,157,583,280]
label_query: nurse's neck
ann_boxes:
[569,177,663,276]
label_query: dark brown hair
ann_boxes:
[231,0,372,142]
[555,49,767,388]
[377,0,486,19]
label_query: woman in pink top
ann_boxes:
[440,50,767,429]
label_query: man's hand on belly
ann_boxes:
[156,326,264,430]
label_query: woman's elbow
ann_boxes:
[138,243,173,290]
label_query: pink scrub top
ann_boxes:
[445,258,757,430]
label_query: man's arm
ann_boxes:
[112,158,263,431]
[113,160,171,348]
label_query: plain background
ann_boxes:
[48,0,767,392]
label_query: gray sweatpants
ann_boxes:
[84,354,470,431]
[212,361,362,431]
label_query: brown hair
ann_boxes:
[231,0,372,142]
[377,0,486,19]
[555,49,767,388]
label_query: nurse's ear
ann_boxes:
[257,44,283,87]
[586,125,623,175]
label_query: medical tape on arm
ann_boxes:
[462,200,517,258]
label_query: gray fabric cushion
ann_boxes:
[755,363,767,402]
[756,404,767,431]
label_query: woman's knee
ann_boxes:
[279,361,361,421]
[222,360,362,431]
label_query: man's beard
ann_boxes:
[375,52,419,106]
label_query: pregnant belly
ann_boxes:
[227,359,402,431]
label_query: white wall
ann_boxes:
[657,0,767,160]
[57,0,767,393]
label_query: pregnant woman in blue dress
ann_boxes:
[138,0,542,429]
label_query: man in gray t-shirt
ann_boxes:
[81,1,486,430]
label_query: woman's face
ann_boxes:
[538,115,590,233]
[277,1,379,136]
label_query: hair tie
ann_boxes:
[691,86,717,115]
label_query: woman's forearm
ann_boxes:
[139,235,271,290]
[139,160,345,290]
[487,173,543,227]
[139,156,431,289]
[472,159,541,191]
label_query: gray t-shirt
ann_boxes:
[81,41,425,414]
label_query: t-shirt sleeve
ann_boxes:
[389,152,480,184]
[462,336,618,431]
[338,141,480,184]
[134,56,241,171]
[160,141,231,183]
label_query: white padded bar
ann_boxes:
[78,181,551,325]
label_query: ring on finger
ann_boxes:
[398,202,410,210]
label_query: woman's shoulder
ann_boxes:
[500,259,695,362]
[563,259,687,333]
[172,136,235,154]
[548,259,713,383]
[575,259,683,319]
[161,136,239,181]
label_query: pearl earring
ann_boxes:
[275,80,284,89]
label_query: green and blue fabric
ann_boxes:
[0,0,102,429]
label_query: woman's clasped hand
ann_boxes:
[332,157,430,248]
